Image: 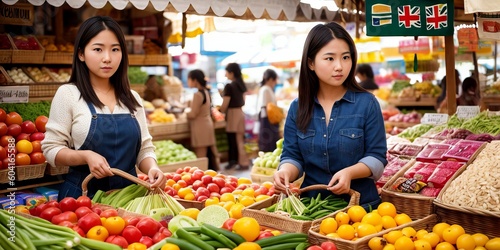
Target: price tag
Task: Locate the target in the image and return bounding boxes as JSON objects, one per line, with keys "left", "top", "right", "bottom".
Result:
{"left": 456, "top": 106, "right": 480, "bottom": 120}
{"left": 0, "top": 86, "right": 29, "bottom": 103}
{"left": 421, "top": 113, "right": 448, "bottom": 125}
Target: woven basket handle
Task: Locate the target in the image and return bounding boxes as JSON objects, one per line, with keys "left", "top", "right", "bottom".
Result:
{"left": 298, "top": 185, "right": 360, "bottom": 205}
{"left": 298, "top": 184, "right": 330, "bottom": 194}
{"left": 81, "top": 168, "right": 151, "bottom": 197}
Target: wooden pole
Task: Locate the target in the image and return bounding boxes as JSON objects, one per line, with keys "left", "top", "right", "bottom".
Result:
{"left": 445, "top": 35, "right": 457, "bottom": 115}
{"left": 355, "top": 0, "right": 360, "bottom": 39}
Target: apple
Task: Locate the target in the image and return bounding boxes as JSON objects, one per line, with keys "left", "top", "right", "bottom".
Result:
{"left": 195, "top": 187, "right": 210, "bottom": 198}
{"left": 251, "top": 183, "right": 261, "bottom": 190}
{"left": 192, "top": 170, "right": 204, "bottom": 181}
{"left": 164, "top": 186, "right": 177, "bottom": 196}
{"left": 21, "top": 121, "right": 36, "bottom": 134}
{"left": 196, "top": 195, "right": 208, "bottom": 202}
{"left": 7, "top": 124, "right": 22, "bottom": 137}
{"left": 220, "top": 187, "right": 233, "bottom": 194}
{"left": 201, "top": 175, "right": 212, "bottom": 185}
{"left": 236, "top": 184, "right": 248, "bottom": 190}
{"left": 0, "top": 109, "right": 5, "bottom": 122}
{"left": 172, "top": 174, "right": 182, "bottom": 182}
{"left": 254, "top": 186, "right": 269, "bottom": 196}
{"left": 175, "top": 168, "right": 183, "bottom": 174}
{"left": 206, "top": 183, "right": 220, "bottom": 194}
{"left": 210, "top": 192, "right": 220, "bottom": 199}
{"left": 30, "top": 132, "right": 45, "bottom": 141}
{"left": 212, "top": 177, "right": 225, "bottom": 189}
{"left": 164, "top": 173, "right": 174, "bottom": 180}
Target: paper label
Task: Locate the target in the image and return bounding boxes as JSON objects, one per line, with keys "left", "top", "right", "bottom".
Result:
{"left": 0, "top": 86, "right": 29, "bottom": 103}
{"left": 421, "top": 113, "right": 448, "bottom": 125}
{"left": 456, "top": 106, "right": 480, "bottom": 120}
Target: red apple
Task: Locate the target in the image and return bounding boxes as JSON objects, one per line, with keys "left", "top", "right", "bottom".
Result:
{"left": 196, "top": 195, "right": 208, "bottom": 202}
{"left": 30, "top": 132, "right": 45, "bottom": 141}
{"left": 206, "top": 183, "right": 220, "bottom": 194}
{"left": 236, "top": 184, "right": 248, "bottom": 190}
{"left": 195, "top": 187, "right": 210, "bottom": 198}
{"left": 220, "top": 187, "right": 233, "bottom": 194}
{"left": 254, "top": 186, "right": 269, "bottom": 196}
{"left": 21, "top": 121, "right": 36, "bottom": 134}
{"left": 7, "top": 124, "right": 21, "bottom": 137}
{"left": 251, "top": 183, "right": 261, "bottom": 190}
{"left": 172, "top": 174, "right": 182, "bottom": 182}
{"left": 209, "top": 192, "right": 220, "bottom": 199}
{"left": 164, "top": 173, "right": 174, "bottom": 180}
{"left": 192, "top": 170, "right": 204, "bottom": 181}
{"left": 212, "top": 177, "right": 225, "bottom": 189}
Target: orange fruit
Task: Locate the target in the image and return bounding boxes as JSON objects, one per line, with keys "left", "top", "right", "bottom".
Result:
{"left": 232, "top": 217, "right": 260, "bottom": 242}
{"left": 368, "top": 236, "right": 385, "bottom": 250}
{"left": 471, "top": 233, "right": 489, "bottom": 247}
{"left": 384, "top": 230, "right": 403, "bottom": 244}
{"left": 161, "top": 243, "right": 180, "bottom": 250}
{"left": 414, "top": 239, "right": 432, "bottom": 250}
{"left": 456, "top": 234, "right": 476, "bottom": 250}
{"left": 86, "top": 225, "right": 109, "bottom": 241}
{"left": 220, "top": 193, "right": 236, "bottom": 203}
{"left": 356, "top": 223, "right": 378, "bottom": 238}
{"left": 442, "top": 224, "right": 465, "bottom": 245}
{"left": 362, "top": 212, "right": 382, "bottom": 227}
{"left": 415, "top": 229, "right": 429, "bottom": 240}
{"left": 347, "top": 205, "right": 367, "bottom": 223}
{"left": 401, "top": 227, "right": 417, "bottom": 239}
{"left": 229, "top": 203, "right": 245, "bottom": 219}
{"left": 234, "top": 242, "right": 261, "bottom": 250}
{"left": 394, "top": 213, "right": 412, "bottom": 226}
{"left": 261, "top": 181, "right": 274, "bottom": 190}
{"left": 422, "top": 232, "right": 441, "bottom": 248}
{"left": 222, "top": 201, "right": 235, "bottom": 211}
{"left": 16, "top": 140, "right": 33, "bottom": 154}
{"left": 319, "top": 218, "right": 338, "bottom": 235}
{"left": 381, "top": 215, "right": 398, "bottom": 230}
{"left": 394, "top": 236, "right": 414, "bottom": 250}
{"left": 335, "top": 212, "right": 350, "bottom": 226}
{"left": 337, "top": 224, "right": 355, "bottom": 240}
{"left": 239, "top": 196, "right": 255, "bottom": 207}
{"left": 383, "top": 244, "right": 396, "bottom": 250}
{"left": 435, "top": 242, "right": 456, "bottom": 250}
{"left": 432, "top": 222, "right": 451, "bottom": 241}
{"left": 103, "top": 216, "right": 126, "bottom": 235}
{"left": 241, "top": 188, "right": 255, "bottom": 197}
{"left": 179, "top": 208, "right": 200, "bottom": 220}
{"left": 378, "top": 202, "right": 397, "bottom": 217}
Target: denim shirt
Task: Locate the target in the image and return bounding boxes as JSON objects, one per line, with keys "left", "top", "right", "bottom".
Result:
{"left": 279, "top": 90, "right": 388, "bottom": 205}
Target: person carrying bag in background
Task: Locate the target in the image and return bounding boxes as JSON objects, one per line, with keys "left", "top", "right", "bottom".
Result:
{"left": 256, "top": 69, "right": 281, "bottom": 152}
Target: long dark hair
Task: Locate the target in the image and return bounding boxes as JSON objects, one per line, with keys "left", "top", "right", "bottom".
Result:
{"left": 260, "top": 69, "right": 278, "bottom": 87}
{"left": 297, "top": 22, "right": 364, "bottom": 132}
{"left": 225, "top": 63, "right": 247, "bottom": 92}
{"left": 70, "top": 16, "right": 139, "bottom": 112}
{"left": 188, "top": 69, "right": 210, "bottom": 105}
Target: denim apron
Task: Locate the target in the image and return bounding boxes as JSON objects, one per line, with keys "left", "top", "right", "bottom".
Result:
{"left": 58, "top": 102, "right": 141, "bottom": 200}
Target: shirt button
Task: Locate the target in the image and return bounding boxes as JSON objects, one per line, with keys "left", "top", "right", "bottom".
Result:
{"left": 324, "top": 134, "right": 327, "bottom": 137}
{"left": 352, "top": 134, "right": 355, "bottom": 138}
{"left": 322, "top": 117, "right": 325, "bottom": 119}
{"left": 324, "top": 153, "right": 327, "bottom": 156}
{"left": 330, "top": 118, "right": 333, "bottom": 121}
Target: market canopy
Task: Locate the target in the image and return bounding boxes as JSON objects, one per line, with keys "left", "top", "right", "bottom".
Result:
{"left": 1, "top": 0, "right": 346, "bottom": 22}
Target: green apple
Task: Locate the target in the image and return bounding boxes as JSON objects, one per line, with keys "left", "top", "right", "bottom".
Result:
{"left": 150, "top": 208, "right": 173, "bottom": 221}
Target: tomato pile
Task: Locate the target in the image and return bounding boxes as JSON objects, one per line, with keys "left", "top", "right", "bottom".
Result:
{"left": 0, "top": 108, "right": 48, "bottom": 168}
{"left": 29, "top": 196, "right": 172, "bottom": 249}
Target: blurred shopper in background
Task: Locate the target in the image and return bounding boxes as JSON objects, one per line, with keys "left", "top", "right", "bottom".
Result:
{"left": 457, "top": 77, "right": 480, "bottom": 106}
{"left": 186, "top": 69, "right": 220, "bottom": 171}
{"left": 256, "top": 69, "right": 280, "bottom": 152}
{"left": 355, "top": 64, "right": 379, "bottom": 91}
{"left": 220, "top": 63, "right": 250, "bottom": 170}
{"left": 437, "top": 69, "right": 461, "bottom": 113}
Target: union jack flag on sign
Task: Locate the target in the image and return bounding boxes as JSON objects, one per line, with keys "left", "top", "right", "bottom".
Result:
{"left": 398, "top": 5, "right": 421, "bottom": 28}
{"left": 426, "top": 4, "right": 448, "bottom": 30}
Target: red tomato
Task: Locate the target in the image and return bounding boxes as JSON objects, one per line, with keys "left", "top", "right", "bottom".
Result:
{"left": 124, "top": 217, "right": 141, "bottom": 227}
{"left": 51, "top": 211, "right": 78, "bottom": 225}
{"left": 100, "top": 209, "right": 118, "bottom": 218}
{"left": 257, "top": 231, "right": 274, "bottom": 240}
{"left": 5, "top": 112, "right": 22, "bottom": 126}
{"left": 58, "top": 221, "right": 75, "bottom": 228}
{"left": 39, "top": 207, "right": 62, "bottom": 222}
{"left": 307, "top": 246, "right": 323, "bottom": 250}
{"left": 152, "top": 231, "right": 168, "bottom": 244}
{"left": 0, "top": 135, "right": 14, "bottom": 147}
{"left": 30, "top": 152, "right": 46, "bottom": 165}
{"left": 139, "top": 236, "right": 153, "bottom": 247}
{"left": 75, "top": 206, "right": 93, "bottom": 219}
{"left": 7, "top": 124, "right": 21, "bottom": 137}
{"left": 76, "top": 196, "right": 92, "bottom": 208}
{"left": 30, "top": 132, "right": 45, "bottom": 141}
{"left": 321, "top": 242, "right": 338, "bottom": 250}
{"left": 31, "top": 140, "right": 42, "bottom": 153}
{"left": 106, "top": 235, "right": 129, "bottom": 249}
{"left": 0, "top": 109, "right": 6, "bottom": 122}
{"left": 77, "top": 212, "right": 101, "bottom": 233}
{"left": 0, "top": 122, "right": 7, "bottom": 137}
{"left": 15, "top": 153, "right": 31, "bottom": 166}
{"left": 59, "top": 197, "right": 78, "bottom": 212}
{"left": 46, "top": 200, "right": 59, "bottom": 208}
{"left": 35, "top": 115, "right": 48, "bottom": 133}
{"left": 221, "top": 218, "right": 237, "bottom": 231}
{"left": 0, "top": 146, "right": 6, "bottom": 160}
{"left": 159, "top": 227, "right": 171, "bottom": 237}
{"left": 135, "top": 217, "right": 159, "bottom": 238}
{"left": 122, "top": 225, "right": 142, "bottom": 244}
{"left": 21, "top": 120, "right": 36, "bottom": 134}
{"left": 72, "top": 225, "right": 85, "bottom": 237}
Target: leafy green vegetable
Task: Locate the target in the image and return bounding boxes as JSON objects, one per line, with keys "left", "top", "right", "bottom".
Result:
{"left": 397, "top": 124, "right": 435, "bottom": 142}
{"left": 128, "top": 67, "right": 149, "bottom": 84}
{"left": 1, "top": 101, "right": 51, "bottom": 122}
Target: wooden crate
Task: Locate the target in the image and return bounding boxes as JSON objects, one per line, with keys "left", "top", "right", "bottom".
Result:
{"left": 0, "top": 34, "right": 13, "bottom": 63}
{"left": 11, "top": 35, "right": 45, "bottom": 63}
{"left": 128, "top": 54, "right": 146, "bottom": 65}
{"left": 44, "top": 51, "right": 72, "bottom": 64}
{"left": 0, "top": 66, "right": 13, "bottom": 85}
{"left": 158, "top": 157, "right": 208, "bottom": 173}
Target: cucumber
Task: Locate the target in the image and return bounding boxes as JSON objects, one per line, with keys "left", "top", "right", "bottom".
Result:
{"left": 165, "top": 238, "right": 203, "bottom": 250}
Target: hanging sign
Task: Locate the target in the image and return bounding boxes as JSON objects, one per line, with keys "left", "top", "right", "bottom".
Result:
{"left": 366, "top": 0, "right": 454, "bottom": 36}
{"left": 477, "top": 13, "right": 500, "bottom": 40}
{"left": 0, "top": 3, "right": 34, "bottom": 26}
{"left": 0, "top": 85, "right": 29, "bottom": 103}
{"left": 457, "top": 28, "right": 479, "bottom": 52}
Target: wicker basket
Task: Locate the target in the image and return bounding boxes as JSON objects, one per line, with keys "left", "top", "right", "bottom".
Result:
{"left": 15, "top": 162, "right": 47, "bottom": 181}
{"left": 11, "top": 35, "right": 45, "bottom": 63}
{"left": 145, "top": 54, "right": 170, "bottom": 65}
{"left": 308, "top": 214, "right": 439, "bottom": 249}
{"left": 29, "top": 83, "right": 61, "bottom": 99}
{"left": 148, "top": 122, "right": 177, "bottom": 138}
{"left": 0, "top": 169, "right": 9, "bottom": 184}
{"left": 242, "top": 188, "right": 359, "bottom": 233}
{"left": 0, "top": 34, "right": 13, "bottom": 63}
{"left": 0, "top": 66, "right": 13, "bottom": 85}
{"left": 380, "top": 159, "right": 437, "bottom": 220}
{"left": 175, "top": 199, "right": 204, "bottom": 210}
{"left": 158, "top": 157, "right": 209, "bottom": 173}
{"left": 44, "top": 51, "right": 72, "bottom": 64}
{"left": 45, "top": 164, "right": 69, "bottom": 176}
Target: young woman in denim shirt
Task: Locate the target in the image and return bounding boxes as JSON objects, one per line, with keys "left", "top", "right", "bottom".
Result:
{"left": 273, "top": 22, "right": 387, "bottom": 209}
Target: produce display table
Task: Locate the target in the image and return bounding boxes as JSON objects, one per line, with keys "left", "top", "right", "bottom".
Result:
{"left": 482, "top": 95, "right": 500, "bottom": 111}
